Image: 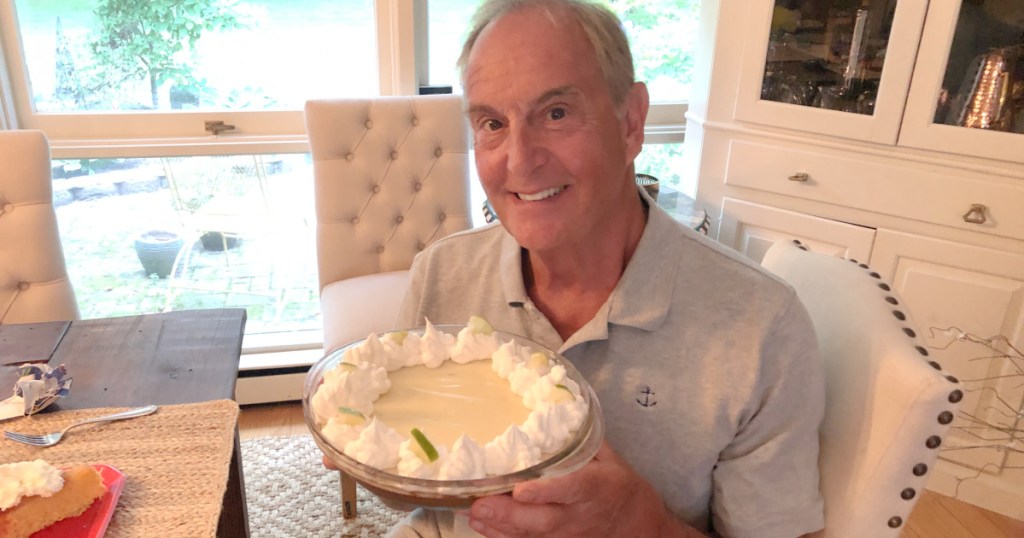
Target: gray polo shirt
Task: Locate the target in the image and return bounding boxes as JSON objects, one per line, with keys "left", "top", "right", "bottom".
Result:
{"left": 397, "top": 200, "right": 825, "bottom": 537}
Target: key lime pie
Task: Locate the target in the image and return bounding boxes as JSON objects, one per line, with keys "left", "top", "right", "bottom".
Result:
{"left": 305, "top": 316, "right": 602, "bottom": 504}
{"left": 0, "top": 460, "right": 106, "bottom": 538}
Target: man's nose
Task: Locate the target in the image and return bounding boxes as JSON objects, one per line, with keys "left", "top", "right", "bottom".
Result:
{"left": 505, "top": 123, "right": 544, "bottom": 176}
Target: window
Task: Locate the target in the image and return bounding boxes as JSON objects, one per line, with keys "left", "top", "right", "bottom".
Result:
{"left": 0, "top": 0, "right": 702, "bottom": 354}
{"left": 9, "top": 0, "right": 376, "bottom": 137}
{"left": 53, "top": 153, "right": 320, "bottom": 337}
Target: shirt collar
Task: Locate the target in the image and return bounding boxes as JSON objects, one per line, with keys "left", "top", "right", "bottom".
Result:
{"left": 497, "top": 186, "right": 684, "bottom": 346}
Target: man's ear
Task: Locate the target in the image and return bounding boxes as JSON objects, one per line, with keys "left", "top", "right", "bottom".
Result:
{"left": 622, "top": 82, "right": 650, "bottom": 162}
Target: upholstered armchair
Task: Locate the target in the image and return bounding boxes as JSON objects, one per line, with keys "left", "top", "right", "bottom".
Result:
{"left": 761, "top": 240, "right": 962, "bottom": 538}
{"left": 0, "top": 130, "right": 79, "bottom": 324}
{"left": 304, "top": 95, "right": 473, "bottom": 354}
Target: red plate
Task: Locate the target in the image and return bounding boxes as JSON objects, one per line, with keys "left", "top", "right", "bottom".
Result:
{"left": 32, "top": 464, "right": 125, "bottom": 538}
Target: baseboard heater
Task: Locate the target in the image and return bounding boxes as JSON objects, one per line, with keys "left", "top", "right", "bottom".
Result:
{"left": 235, "top": 365, "right": 310, "bottom": 405}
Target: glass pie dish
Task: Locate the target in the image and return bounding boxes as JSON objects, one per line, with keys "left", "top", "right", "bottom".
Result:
{"left": 302, "top": 325, "right": 605, "bottom": 510}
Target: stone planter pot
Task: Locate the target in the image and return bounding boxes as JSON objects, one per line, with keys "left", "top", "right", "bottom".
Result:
{"left": 134, "top": 230, "right": 184, "bottom": 278}
{"left": 200, "top": 231, "right": 240, "bottom": 251}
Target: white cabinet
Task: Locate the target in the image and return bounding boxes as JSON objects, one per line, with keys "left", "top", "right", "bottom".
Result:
{"left": 685, "top": 0, "right": 1024, "bottom": 518}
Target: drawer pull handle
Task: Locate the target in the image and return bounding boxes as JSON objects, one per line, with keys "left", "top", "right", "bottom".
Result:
{"left": 788, "top": 172, "right": 809, "bottom": 182}
{"left": 962, "top": 203, "right": 988, "bottom": 225}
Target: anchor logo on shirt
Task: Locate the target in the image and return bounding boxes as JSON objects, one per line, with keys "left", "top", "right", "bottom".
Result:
{"left": 637, "top": 386, "right": 657, "bottom": 407}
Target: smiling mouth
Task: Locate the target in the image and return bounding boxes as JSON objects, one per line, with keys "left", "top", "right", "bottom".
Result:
{"left": 516, "top": 186, "right": 566, "bottom": 202}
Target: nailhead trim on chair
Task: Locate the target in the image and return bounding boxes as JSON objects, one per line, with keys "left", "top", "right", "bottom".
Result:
{"left": 825, "top": 246, "right": 966, "bottom": 534}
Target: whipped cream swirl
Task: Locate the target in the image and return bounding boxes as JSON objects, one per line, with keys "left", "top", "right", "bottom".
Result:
{"left": 0, "top": 459, "right": 64, "bottom": 510}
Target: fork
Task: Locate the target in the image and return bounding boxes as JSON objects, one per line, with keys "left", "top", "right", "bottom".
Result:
{"left": 3, "top": 405, "right": 158, "bottom": 447}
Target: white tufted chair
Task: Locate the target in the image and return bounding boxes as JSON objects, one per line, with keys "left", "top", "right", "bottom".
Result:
{"left": 0, "top": 130, "right": 79, "bottom": 324}
{"left": 304, "top": 95, "right": 472, "bottom": 354}
{"left": 761, "top": 240, "right": 962, "bottom": 538}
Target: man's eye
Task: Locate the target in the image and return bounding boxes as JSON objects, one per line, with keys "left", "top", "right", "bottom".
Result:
{"left": 483, "top": 119, "right": 503, "bottom": 131}
{"left": 549, "top": 107, "right": 566, "bottom": 120}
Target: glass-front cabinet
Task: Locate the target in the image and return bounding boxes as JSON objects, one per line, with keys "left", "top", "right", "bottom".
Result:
{"left": 900, "top": 0, "right": 1024, "bottom": 164}
{"left": 734, "top": 0, "right": 928, "bottom": 144}
{"left": 734, "top": 0, "right": 1024, "bottom": 163}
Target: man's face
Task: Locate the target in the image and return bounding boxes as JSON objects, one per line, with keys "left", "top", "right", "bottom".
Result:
{"left": 464, "top": 6, "right": 645, "bottom": 254}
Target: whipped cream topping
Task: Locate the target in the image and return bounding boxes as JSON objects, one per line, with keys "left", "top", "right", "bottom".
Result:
{"left": 343, "top": 418, "right": 405, "bottom": 470}
{"left": 440, "top": 435, "right": 487, "bottom": 480}
{"left": 484, "top": 425, "right": 541, "bottom": 475}
{"left": 313, "top": 318, "right": 587, "bottom": 480}
{"left": 0, "top": 459, "right": 64, "bottom": 511}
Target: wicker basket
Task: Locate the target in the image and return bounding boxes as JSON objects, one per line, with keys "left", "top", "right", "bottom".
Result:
{"left": 636, "top": 173, "right": 660, "bottom": 201}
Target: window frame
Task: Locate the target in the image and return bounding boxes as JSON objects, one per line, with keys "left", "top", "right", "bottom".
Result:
{"left": 0, "top": 0, "right": 685, "bottom": 156}
{"left": 0, "top": 0, "right": 689, "bottom": 358}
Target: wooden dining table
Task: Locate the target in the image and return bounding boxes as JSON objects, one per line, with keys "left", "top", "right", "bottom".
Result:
{"left": 0, "top": 308, "right": 250, "bottom": 537}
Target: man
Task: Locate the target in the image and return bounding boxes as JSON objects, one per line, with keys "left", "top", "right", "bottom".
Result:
{"left": 390, "top": 0, "right": 826, "bottom": 536}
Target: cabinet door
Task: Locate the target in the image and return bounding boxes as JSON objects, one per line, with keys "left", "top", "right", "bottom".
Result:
{"left": 898, "top": 0, "right": 1024, "bottom": 165}
{"left": 718, "top": 198, "right": 875, "bottom": 263}
{"left": 733, "top": 0, "right": 928, "bottom": 144}
{"left": 871, "top": 229, "right": 1024, "bottom": 519}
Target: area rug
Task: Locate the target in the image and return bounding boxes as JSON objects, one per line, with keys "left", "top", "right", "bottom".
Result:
{"left": 241, "top": 435, "right": 404, "bottom": 537}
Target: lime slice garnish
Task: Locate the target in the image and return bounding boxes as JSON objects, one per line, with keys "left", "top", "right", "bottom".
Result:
{"left": 384, "top": 330, "right": 408, "bottom": 345}
{"left": 338, "top": 406, "right": 364, "bottom": 417}
{"left": 553, "top": 383, "right": 575, "bottom": 402}
{"left": 527, "top": 352, "right": 550, "bottom": 370}
{"left": 410, "top": 428, "right": 439, "bottom": 462}
{"left": 468, "top": 315, "right": 494, "bottom": 335}
{"left": 336, "top": 406, "right": 366, "bottom": 425}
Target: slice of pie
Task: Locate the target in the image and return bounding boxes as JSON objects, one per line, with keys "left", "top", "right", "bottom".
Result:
{"left": 0, "top": 464, "right": 106, "bottom": 538}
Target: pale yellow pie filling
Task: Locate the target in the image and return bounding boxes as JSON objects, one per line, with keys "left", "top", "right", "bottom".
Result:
{"left": 374, "top": 360, "right": 531, "bottom": 448}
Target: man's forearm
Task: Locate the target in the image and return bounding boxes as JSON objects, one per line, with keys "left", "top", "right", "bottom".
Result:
{"left": 657, "top": 513, "right": 707, "bottom": 538}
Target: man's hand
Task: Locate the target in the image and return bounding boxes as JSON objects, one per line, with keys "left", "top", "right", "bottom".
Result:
{"left": 467, "top": 442, "right": 703, "bottom": 537}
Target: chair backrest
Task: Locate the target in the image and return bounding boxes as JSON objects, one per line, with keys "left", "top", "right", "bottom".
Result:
{"left": 761, "top": 240, "right": 961, "bottom": 538}
{"left": 0, "top": 130, "right": 80, "bottom": 323}
{"left": 304, "top": 95, "right": 473, "bottom": 293}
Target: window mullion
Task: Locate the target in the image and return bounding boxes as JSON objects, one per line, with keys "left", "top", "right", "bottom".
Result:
{"left": 0, "top": 0, "right": 27, "bottom": 130}
{"left": 376, "top": 0, "right": 427, "bottom": 96}
{"left": 0, "top": 55, "right": 16, "bottom": 130}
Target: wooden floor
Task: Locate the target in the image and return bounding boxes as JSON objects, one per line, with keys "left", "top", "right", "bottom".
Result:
{"left": 238, "top": 402, "right": 1024, "bottom": 538}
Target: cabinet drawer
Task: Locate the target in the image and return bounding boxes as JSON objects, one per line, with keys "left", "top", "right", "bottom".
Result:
{"left": 719, "top": 198, "right": 875, "bottom": 264}
{"left": 723, "top": 139, "right": 1024, "bottom": 242}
